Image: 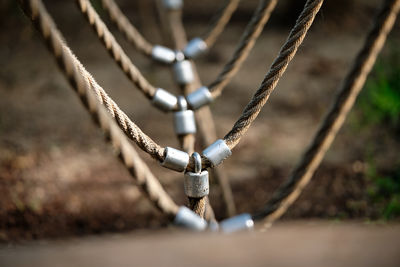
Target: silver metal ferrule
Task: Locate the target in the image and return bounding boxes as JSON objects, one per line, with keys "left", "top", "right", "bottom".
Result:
{"left": 162, "top": 0, "right": 183, "bottom": 10}
{"left": 183, "top": 38, "right": 208, "bottom": 59}
{"left": 173, "top": 60, "right": 194, "bottom": 85}
{"left": 152, "top": 88, "right": 177, "bottom": 112}
{"left": 184, "top": 152, "right": 209, "bottom": 198}
{"left": 186, "top": 86, "right": 213, "bottom": 110}
{"left": 161, "top": 147, "right": 189, "bottom": 172}
{"left": 219, "top": 213, "right": 254, "bottom": 233}
{"left": 174, "top": 206, "right": 207, "bottom": 231}
{"left": 174, "top": 96, "right": 196, "bottom": 135}
{"left": 184, "top": 170, "right": 209, "bottom": 198}
{"left": 202, "top": 139, "right": 232, "bottom": 167}
{"left": 152, "top": 45, "right": 176, "bottom": 64}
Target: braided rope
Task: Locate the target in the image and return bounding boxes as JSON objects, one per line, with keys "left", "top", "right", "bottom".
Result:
{"left": 252, "top": 0, "right": 400, "bottom": 226}
{"left": 77, "top": 0, "right": 157, "bottom": 99}
{"left": 209, "top": 0, "right": 277, "bottom": 98}
{"left": 101, "top": 0, "right": 154, "bottom": 56}
{"left": 202, "top": 0, "right": 241, "bottom": 47}
{"left": 223, "top": 0, "right": 324, "bottom": 149}
{"left": 19, "top": 0, "right": 179, "bottom": 217}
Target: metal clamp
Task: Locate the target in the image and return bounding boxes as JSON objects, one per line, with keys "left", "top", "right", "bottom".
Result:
{"left": 202, "top": 139, "right": 232, "bottom": 167}
{"left": 174, "top": 206, "right": 207, "bottom": 231}
{"left": 173, "top": 60, "right": 194, "bottom": 85}
{"left": 161, "top": 147, "right": 189, "bottom": 172}
{"left": 174, "top": 96, "right": 196, "bottom": 135}
{"left": 162, "top": 0, "right": 183, "bottom": 10}
{"left": 183, "top": 38, "right": 208, "bottom": 59}
{"left": 219, "top": 213, "right": 254, "bottom": 233}
{"left": 152, "top": 88, "right": 177, "bottom": 112}
{"left": 152, "top": 45, "right": 176, "bottom": 64}
{"left": 186, "top": 86, "right": 213, "bottom": 110}
{"left": 184, "top": 152, "right": 209, "bottom": 198}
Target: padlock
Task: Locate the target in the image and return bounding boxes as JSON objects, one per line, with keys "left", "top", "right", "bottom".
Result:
{"left": 184, "top": 152, "right": 209, "bottom": 198}
{"left": 174, "top": 96, "right": 196, "bottom": 135}
{"left": 173, "top": 60, "right": 194, "bottom": 85}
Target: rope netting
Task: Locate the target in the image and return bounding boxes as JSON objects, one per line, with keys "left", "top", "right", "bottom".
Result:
{"left": 17, "top": 0, "right": 399, "bottom": 231}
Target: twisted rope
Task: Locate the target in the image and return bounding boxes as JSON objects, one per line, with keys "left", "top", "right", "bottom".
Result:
{"left": 223, "top": 0, "right": 324, "bottom": 149}
{"left": 23, "top": 0, "right": 165, "bottom": 162}
{"left": 101, "top": 0, "right": 154, "bottom": 56}
{"left": 252, "top": 0, "right": 400, "bottom": 225}
{"left": 202, "top": 0, "right": 241, "bottom": 47}
{"left": 77, "top": 0, "right": 157, "bottom": 99}
{"left": 209, "top": 0, "right": 277, "bottom": 98}
{"left": 19, "top": 0, "right": 179, "bottom": 217}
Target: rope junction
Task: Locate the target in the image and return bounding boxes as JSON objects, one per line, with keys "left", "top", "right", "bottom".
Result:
{"left": 18, "top": 0, "right": 399, "bottom": 232}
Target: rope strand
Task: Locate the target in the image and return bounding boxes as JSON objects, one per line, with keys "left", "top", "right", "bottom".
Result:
{"left": 223, "top": 0, "right": 324, "bottom": 149}
{"left": 19, "top": 0, "right": 178, "bottom": 217}
{"left": 77, "top": 0, "right": 157, "bottom": 99}
{"left": 252, "top": 0, "right": 400, "bottom": 225}
{"left": 209, "top": 0, "right": 277, "bottom": 98}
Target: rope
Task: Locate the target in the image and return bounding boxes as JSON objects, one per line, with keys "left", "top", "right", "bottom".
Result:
{"left": 252, "top": 0, "right": 400, "bottom": 226}
{"left": 21, "top": 0, "right": 165, "bottom": 162}
{"left": 223, "top": 0, "right": 324, "bottom": 149}
{"left": 101, "top": 0, "right": 154, "bottom": 56}
{"left": 202, "top": 0, "right": 241, "bottom": 47}
{"left": 77, "top": 0, "right": 157, "bottom": 100}
{"left": 209, "top": 0, "right": 277, "bottom": 98}
{"left": 18, "top": 0, "right": 179, "bottom": 217}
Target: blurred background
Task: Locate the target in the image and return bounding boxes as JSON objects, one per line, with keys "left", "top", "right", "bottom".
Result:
{"left": 0, "top": 0, "right": 399, "bottom": 242}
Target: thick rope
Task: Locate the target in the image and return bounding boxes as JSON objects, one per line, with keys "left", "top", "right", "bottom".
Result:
{"left": 209, "top": 0, "right": 277, "bottom": 98}
{"left": 19, "top": 0, "right": 179, "bottom": 217}
{"left": 101, "top": 0, "right": 154, "bottom": 56}
{"left": 202, "top": 0, "right": 241, "bottom": 47}
{"left": 77, "top": 0, "right": 158, "bottom": 99}
{"left": 252, "top": 0, "right": 400, "bottom": 226}
{"left": 223, "top": 0, "right": 324, "bottom": 149}
{"left": 22, "top": 0, "right": 165, "bottom": 162}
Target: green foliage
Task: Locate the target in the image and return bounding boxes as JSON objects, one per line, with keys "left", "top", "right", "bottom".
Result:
{"left": 357, "top": 44, "right": 400, "bottom": 129}
{"left": 366, "top": 163, "right": 400, "bottom": 220}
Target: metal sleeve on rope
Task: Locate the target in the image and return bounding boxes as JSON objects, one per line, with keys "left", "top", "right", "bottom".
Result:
{"left": 163, "top": 0, "right": 183, "bottom": 10}
{"left": 202, "top": 139, "right": 232, "bottom": 167}
{"left": 186, "top": 86, "right": 213, "bottom": 110}
{"left": 152, "top": 45, "right": 177, "bottom": 64}
{"left": 220, "top": 213, "right": 254, "bottom": 233}
{"left": 152, "top": 88, "right": 178, "bottom": 112}
{"left": 183, "top": 38, "right": 208, "bottom": 59}
{"left": 161, "top": 147, "right": 190, "bottom": 172}
{"left": 174, "top": 206, "right": 208, "bottom": 230}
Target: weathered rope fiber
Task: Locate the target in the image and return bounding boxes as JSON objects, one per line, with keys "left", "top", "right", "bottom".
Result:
{"left": 101, "top": 0, "right": 240, "bottom": 55}
{"left": 22, "top": 0, "right": 165, "bottom": 162}
{"left": 101, "top": 0, "right": 154, "bottom": 56}
{"left": 252, "top": 0, "right": 400, "bottom": 225}
{"left": 77, "top": 0, "right": 158, "bottom": 100}
{"left": 202, "top": 0, "right": 241, "bottom": 47}
{"left": 209, "top": 0, "right": 277, "bottom": 98}
{"left": 18, "top": 0, "right": 179, "bottom": 217}
{"left": 223, "top": 0, "right": 324, "bottom": 149}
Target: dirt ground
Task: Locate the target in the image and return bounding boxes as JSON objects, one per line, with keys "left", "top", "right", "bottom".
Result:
{"left": 1, "top": 221, "right": 400, "bottom": 267}
{"left": 0, "top": 0, "right": 399, "bottom": 241}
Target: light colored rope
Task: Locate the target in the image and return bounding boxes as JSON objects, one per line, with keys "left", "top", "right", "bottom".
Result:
{"left": 19, "top": 0, "right": 179, "bottom": 217}
{"left": 252, "top": 0, "right": 400, "bottom": 226}
{"left": 203, "top": 0, "right": 241, "bottom": 47}
{"left": 223, "top": 0, "right": 324, "bottom": 149}
{"left": 209, "top": 0, "right": 277, "bottom": 98}
{"left": 101, "top": 0, "right": 154, "bottom": 56}
{"left": 77, "top": 0, "right": 157, "bottom": 99}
